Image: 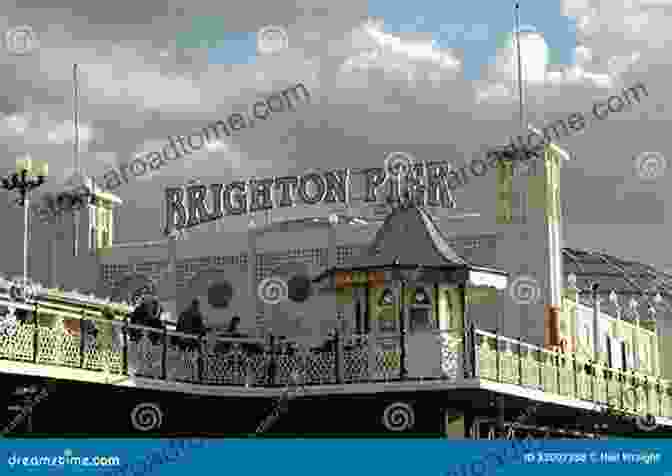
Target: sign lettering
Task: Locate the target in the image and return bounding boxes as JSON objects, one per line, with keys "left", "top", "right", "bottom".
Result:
{"left": 164, "top": 161, "right": 456, "bottom": 233}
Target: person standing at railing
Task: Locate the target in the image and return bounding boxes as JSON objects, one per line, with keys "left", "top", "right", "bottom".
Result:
{"left": 80, "top": 318, "right": 98, "bottom": 353}
{"left": 101, "top": 306, "right": 123, "bottom": 352}
{"left": 129, "top": 296, "right": 164, "bottom": 345}
{"left": 175, "top": 299, "right": 206, "bottom": 351}
{"left": 144, "top": 296, "right": 165, "bottom": 345}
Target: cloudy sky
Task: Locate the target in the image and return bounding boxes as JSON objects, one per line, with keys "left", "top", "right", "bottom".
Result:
{"left": 0, "top": 0, "right": 670, "bottom": 271}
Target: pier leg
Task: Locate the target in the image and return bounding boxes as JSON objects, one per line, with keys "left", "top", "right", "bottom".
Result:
{"left": 444, "top": 408, "right": 467, "bottom": 439}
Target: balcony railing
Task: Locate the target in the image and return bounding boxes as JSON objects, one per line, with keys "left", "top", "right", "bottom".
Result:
{"left": 1, "top": 312, "right": 671, "bottom": 422}
{"left": 472, "top": 328, "right": 672, "bottom": 421}
{"left": 0, "top": 314, "right": 463, "bottom": 385}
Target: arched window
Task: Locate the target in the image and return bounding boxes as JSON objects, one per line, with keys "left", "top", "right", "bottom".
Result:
{"left": 409, "top": 287, "right": 433, "bottom": 332}
{"left": 378, "top": 288, "right": 394, "bottom": 307}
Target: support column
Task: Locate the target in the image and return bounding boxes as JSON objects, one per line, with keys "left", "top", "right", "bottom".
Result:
{"left": 167, "top": 232, "right": 178, "bottom": 312}
{"left": 368, "top": 282, "right": 377, "bottom": 379}
{"left": 48, "top": 230, "right": 57, "bottom": 288}
{"left": 592, "top": 283, "right": 601, "bottom": 362}
{"left": 247, "top": 222, "right": 259, "bottom": 335}
{"left": 648, "top": 305, "right": 659, "bottom": 376}
{"left": 459, "top": 282, "right": 470, "bottom": 379}
{"left": 567, "top": 274, "right": 579, "bottom": 353}
{"left": 629, "top": 298, "right": 640, "bottom": 369}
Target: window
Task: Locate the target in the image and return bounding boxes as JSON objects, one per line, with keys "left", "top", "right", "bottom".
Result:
{"left": 621, "top": 341, "right": 627, "bottom": 370}
{"left": 409, "top": 287, "right": 433, "bottom": 332}
{"left": 355, "top": 299, "right": 362, "bottom": 334}
{"left": 606, "top": 335, "right": 612, "bottom": 367}
{"left": 379, "top": 289, "right": 394, "bottom": 306}
{"left": 413, "top": 288, "right": 430, "bottom": 305}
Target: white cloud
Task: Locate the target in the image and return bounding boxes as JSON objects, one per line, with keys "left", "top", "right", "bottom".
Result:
{"left": 46, "top": 120, "right": 93, "bottom": 145}
{"left": 340, "top": 19, "right": 461, "bottom": 78}
{"left": 475, "top": 82, "right": 513, "bottom": 103}
{"left": 4, "top": 114, "right": 29, "bottom": 135}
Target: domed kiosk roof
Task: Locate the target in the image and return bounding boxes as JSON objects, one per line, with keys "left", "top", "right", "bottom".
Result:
{"left": 313, "top": 202, "right": 507, "bottom": 288}
{"left": 342, "top": 202, "right": 468, "bottom": 269}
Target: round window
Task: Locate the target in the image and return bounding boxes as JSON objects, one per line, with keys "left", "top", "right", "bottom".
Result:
{"left": 208, "top": 281, "right": 233, "bottom": 308}
{"left": 288, "top": 275, "right": 312, "bottom": 303}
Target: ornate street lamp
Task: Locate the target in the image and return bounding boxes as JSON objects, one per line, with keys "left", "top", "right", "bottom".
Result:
{"left": 1, "top": 157, "right": 48, "bottom": 283}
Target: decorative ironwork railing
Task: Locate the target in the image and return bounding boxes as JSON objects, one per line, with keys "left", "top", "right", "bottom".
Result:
{"left": 1, "top": 298, "right": 671, "bottom": 423}
{"left": 0, "top": 310, "right": 464, "bottom": 386}
{"left": 471, "top": 328, "right": 672, "bottom": 421}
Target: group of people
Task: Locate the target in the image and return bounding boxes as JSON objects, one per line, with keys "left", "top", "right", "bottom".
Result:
{"left": 173, "top": 298, "right": 248, "bottom": 353}
{"left": 50, "top": 294, "right": 249, "bottom": 354}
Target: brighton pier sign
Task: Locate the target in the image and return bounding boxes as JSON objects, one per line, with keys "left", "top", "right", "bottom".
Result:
{"left": 164, "top": 153, "right": 457, "bottom": 233}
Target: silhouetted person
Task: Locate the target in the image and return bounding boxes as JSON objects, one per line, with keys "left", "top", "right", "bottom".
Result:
{"left": 129, "top": 296, "right": 164, "bottom": 344}
{"left": 226, "top": 316, "right": 243, "bottom": 338}
{"left": 101, "top": 305, "right": 123, "bottom": 351}
{"left": 80, "top": 318, "right": 99, "bottom": 351}
{"left": 175, "top": 299, "right": 206, "bottom": 351}
{"left": 215, "top": 316, "right": 241, "bottom": 354}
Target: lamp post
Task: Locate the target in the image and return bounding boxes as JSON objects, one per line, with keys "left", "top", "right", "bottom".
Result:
{"left": 628, "top": 297, "right": 640, "bottom": 369}
{"left": 653, "top": 292, "right": 667, "bottom": 376}
{"left": 591, "top": 283, "right": 601, "bottom": 362}
{"left": 567, "top": 273, "right": 579, "bottom": 352}
{"left": 609, "top": 290, "right": 622, "bottom": 369}
{"left": 1, "top": 157, "right": 48, "bottom": 284}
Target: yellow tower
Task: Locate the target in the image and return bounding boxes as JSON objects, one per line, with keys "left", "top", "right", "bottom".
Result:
{"left": 495, "top": 136, "right": 569, "bottom": 347}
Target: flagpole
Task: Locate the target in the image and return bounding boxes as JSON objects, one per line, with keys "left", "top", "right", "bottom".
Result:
{"left": 514, "top": 2, "right": 525, "bottom": 130}
{"left": 73, "top": 64, "right": 80, "bottom": 257}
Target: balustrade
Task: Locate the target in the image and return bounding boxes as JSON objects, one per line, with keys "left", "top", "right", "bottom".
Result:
{"left": 0, "top": 312, "right": 466, "bottom": 386}
{"left": 472, "top": 329, "right": 672, "bottom": 422}
{"left": 1, "top": 311, "right": 671, "bottom": 423}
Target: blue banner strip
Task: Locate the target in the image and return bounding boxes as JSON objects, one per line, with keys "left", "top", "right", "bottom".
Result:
{"left": 1, "top": 440, "right": 669, "bottom": 475}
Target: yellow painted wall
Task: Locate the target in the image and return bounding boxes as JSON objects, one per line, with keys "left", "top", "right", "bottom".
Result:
{"left": 438, "top": 285, "right": 463, "bottom": 331}
{"left": 563, "top": 295, "right": 660, "bottom": 376}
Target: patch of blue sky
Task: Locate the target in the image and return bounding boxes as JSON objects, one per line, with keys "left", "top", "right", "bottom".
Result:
{"left": 207, "top": 32, "right": 258, "bottom": 65}
{"left": 175, "top": 16, "right": 258, "bottom": 65}
{"left": 367, "top": 0, "right": 577, "bottom": 80}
